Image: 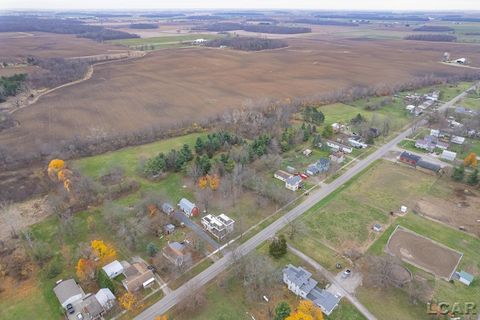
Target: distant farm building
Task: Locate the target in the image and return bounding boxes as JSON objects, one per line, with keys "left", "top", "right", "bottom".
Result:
{"left": 399, "top": 151, "right": 421, "bottom": 166}
{"left": 178, "top": 198, "right": 199, "bottom": 217}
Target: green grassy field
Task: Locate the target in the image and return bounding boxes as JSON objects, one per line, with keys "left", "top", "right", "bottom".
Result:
{"left": 290, "top": 161, "right": 444, "bottom": 257}
{"left": 460, "top": 97, "right": 480, "bottom": 110}
{"left": 398, "top": 139, "right": 428, "bottom": 153}
{"left": 107, "top": 34, "right": 222, "bottom": 49}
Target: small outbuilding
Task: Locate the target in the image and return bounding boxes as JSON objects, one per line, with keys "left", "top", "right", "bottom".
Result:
{"left": 162, "top": 202, "right": 175, "bottom": 215}
{"left": 274, "top": 170, "right": 293, "bottom": 182}
{"left": 441, "top": 150, "right": 457, "bottom": 161}
{"left": 178, "top": 198, "right": 199, "bottom": 217}
{"left": 164, "top": 224, "right": 175, "bottom": 235}
{"left": 102, "top": 260, "right": 124, "bottom": 279}
{"left": 455, "top": 270, "right": 474, "bottom": 286}
{"left": 373, "top": 224, "right": 382, "bottom": 232}
{"left": 303, "top": 149, "right": 313, "bottom": 157}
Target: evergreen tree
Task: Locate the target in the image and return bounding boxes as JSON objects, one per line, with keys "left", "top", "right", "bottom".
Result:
{"left": 452, "top": 165, "right": 465, "bottom": 182}
{"left": 269, "top": 235, "right": 287, "bottom": 259}
{"left": 467, "top": 169, "right": 479, "bottom": 185}
{"left": 274, "top": 301, "right": 291, "bottom": 320}
{"left": 195, "top": 137, "right": 204, "bottom": 154}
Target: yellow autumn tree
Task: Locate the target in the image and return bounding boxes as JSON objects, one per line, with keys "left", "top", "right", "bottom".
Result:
{"left": 286, "top": 300, "right": 324, "bottom": 320}
{"left": 76, "top": 258, "right": 95, "bottom": 281}
{"left": 154, "top": 316, "right": 168, "bottom": 320}
{"left": 464, "top": 152, "right": 478, "bottom": 167}
{"left": 119, "top": 292, "right": 143, "bottom": 311}
{"left": 208, "top": 174, "right": 220, "bottom": 191}
{"left": 198, "top": 176, "right": 208, "bottom": 189}
{"left": 47, "top": 159, "right": 65, "bottom": 178}
{"left": 91, "top": 240, "right": 117, "bottom": 265}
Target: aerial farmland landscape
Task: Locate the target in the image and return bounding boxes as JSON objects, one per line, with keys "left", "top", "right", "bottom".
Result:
{"left": 0, "top": 1, "right": 480, "bottom": 320}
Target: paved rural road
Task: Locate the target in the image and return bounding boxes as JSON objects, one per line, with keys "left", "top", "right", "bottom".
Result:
{"left": 135, "top": 83, "right": 479, "bottom": 320}
{"left": 288, "top": 244, "right": 377, "bottom": 320}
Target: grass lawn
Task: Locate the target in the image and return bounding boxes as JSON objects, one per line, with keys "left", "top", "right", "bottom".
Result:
{"left": 460, "top": 97, "right": 480, "bottom": 110}
{"left": 291, "top": 161, "right": 443, "bottom": 257}
{"left": 107, "top": 34, "right": 221, "bottom": 49}
{"left": 448, "top": 139, "right": 480, "bottom": 159}
{"left": 364, "top": 212, "right": 480, "bottom": 319}
{"left": 398, "top": 139, "right": 428, "bottom": 153}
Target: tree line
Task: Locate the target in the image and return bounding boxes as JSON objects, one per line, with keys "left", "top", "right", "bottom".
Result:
{"left": 205, "top": 37, "right": 288, "bottom": 51}
{"left": 292, "top": 19, "right": 359, "bottom": 26}
{"left": 129, "top": 23, "right": 158, "bottom": 29}
{"left": 199, "top": 22, "right": 311, "bottom": 34}
{"left": 28, "top": 57, "right": 89, "bottom": 89}
{"left": 404, "top": 34, "right": 457, "bottom": 42}
{"left": 413, "top": 25, "right": 454, "bottom": 32}
{"left": 0, "top": 16, "right": 139, "bottom": 41}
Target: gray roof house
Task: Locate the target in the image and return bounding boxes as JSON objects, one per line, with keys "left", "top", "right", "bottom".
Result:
{"left": 316, "top": 158, "right": 330, "bottom": 172}
{"left": 285, "top": 175, "right": 303, "bottom": 191}
{"left": 162, "top": 202, "right": 175, "bottom": 215}
{"left": 306, "top": 164, "right": 320, "bottom": 176}
{"left": 53, "top": 279, "right": 85, "bottom": 308}
{"left": 283, "top": 264, "right": 341, "bottom": 316}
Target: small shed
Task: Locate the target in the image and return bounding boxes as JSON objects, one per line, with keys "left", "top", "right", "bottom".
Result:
{"left": 456, "top": 271, "right": 474, "bottom": 286}
{"left": 178, "top": 198, "right": 199, "bottom": 217}
{"left": 164, "top": 224, "right": 175, "bottom": 235}
{"left": 162, "top": 202, "right": 175, "bottom": 215}
{"left": 400, "top": 206, "right": 408, "bottom": 213}
{"left": 373, "top": 224, "right": 382, "bottom": 232}
{"left": 102, "top": 260, "right": 124, "bottom": 279}
{"left": 303, "top": 149, "right": 313, "bottom": 157}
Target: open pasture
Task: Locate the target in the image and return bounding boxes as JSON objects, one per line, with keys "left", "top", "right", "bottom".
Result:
{"left": 2, "top": 36, "right": 480, "bottom": 156}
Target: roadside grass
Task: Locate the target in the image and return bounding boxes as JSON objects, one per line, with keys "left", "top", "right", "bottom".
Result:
{"left": 169, "top": 242, "right": 365, "bottom": 320}
{"left": 448, "top": 139, "right": 480, "bottom": 159}
{"left": 107, "top": 34, "right": 221, "bottom": 49}
{"left": 460, "top": 97, "right": 480, "bottom": 110}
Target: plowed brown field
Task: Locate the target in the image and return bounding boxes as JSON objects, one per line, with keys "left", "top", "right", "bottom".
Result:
{"left": 1, "top": 36, "right": 480, "bottom": 156}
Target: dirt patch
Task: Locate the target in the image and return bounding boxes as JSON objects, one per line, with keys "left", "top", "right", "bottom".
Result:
{"left": 0, "top": 197, "right": 50, "bottom": 241}
{"left": 415, "top": 188, "right": 480, "bottom": 236}
{"left": 0, "top": 169, "right": 50, "bottom": 202}
{"left": 386, "top": 227, "right": 462, "bottom": 280}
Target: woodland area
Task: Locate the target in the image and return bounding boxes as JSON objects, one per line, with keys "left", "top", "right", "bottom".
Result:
{"left": 404, "top": 34, "right": 457, "bottom": 42}
{"left": 0, "top": 16, "right": 139, "bottom": 41}
{"left": 205, "top": 37, "right": 288, "bottom": 51}
{"left": 199, "top": 22, "right": 311, "bottom": 34}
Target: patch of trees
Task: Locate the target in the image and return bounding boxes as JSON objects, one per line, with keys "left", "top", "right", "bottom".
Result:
{"left": 293, "top": 19, "right": 359, "bottom": 26}
{"left": 441, "top": 17, "right": 480, "bottom": 22}
{"left": 404, "top": 34, "right": 457, "bottom": 42}
{"left": 185, "top": 15, "right": 225, "bottom": 20}
{"left": 0, "top": 16, "right": 139, "bottom": 41}
{"left": 303, "top": 106, "right": 325, "bottom": 124}
{"left": 314, "top": 13, "right": 429, "bottom": 22}
{"left": 465, "top": 32, "right": 480, "bottom": 35}
{"left": 140, "top": 13, "right": 185, "bottom": 18}
{"left": 269, "top": 235, "right": 287, "bottom": 258}
{"left": 413, "top": 25, "right": 454, "bottom": 32}
{"left": 129, "top": 23, "right": 158, "bottom": 29}
{"left": 200, "top": 22, "right": 311, "bottom": 34}
{"left": 0, "top": 73, "right": 26, "bottom": 102}
{"left": 28, "top": 57, "right": 89, "bottom": 89}
{"left": 205, "top": 37, "right": 288, "bottom": 51}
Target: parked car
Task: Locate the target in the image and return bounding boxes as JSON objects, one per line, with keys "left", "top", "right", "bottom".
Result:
{"left": 66, "top": 303, "right": 75, "bottom": 315}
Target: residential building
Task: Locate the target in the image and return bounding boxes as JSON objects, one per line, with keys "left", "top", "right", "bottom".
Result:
{"left": 283, "top": 264, "right": 341, "bottom": 316}
{"left": 326, "top": 140, "right": 353, "bottom": 153}
{"left": 406, "top": 105, "right": 416, "bottom": 113}
{"left": 178, "top": 198, "right": 199, "bottom": 217}
{"left": 451, "top": 135, "right": 465, "bottom": 145}
{"left": 274, "top": 170, "right": 293, "bottom": 182}
{"left": 286, "top": 175, "right": 303, "bottom": 191}
{"left": 441, "top": 150, "right": 457, "bottom": 161}
{"left": 415, "top": 135, "right": 436, "bottom": 152}
{"left": 53, "top": 279, "right": 85, "bottom": 309}
{"left": 348, "top": 137, "right": 368, "bottom": 149}
{"left": 455, "top": 271, "right": 474, "bottom": 286}
{"left": 81, "top": 294, "right": 104, "bottom": 320}
{"left": 201, "top": 213, "right": 235, "bottom": 240}
{"left": 305, "top": 164, "right": 320, "bottom": 176}
{"left": 162, "top": 241, "right": 192, "bottom": 267}
{"left": 329, "top": 151, "right": 345, "bottom": 164}
{"left": 121, "top": 262, "right": 155, "bottom": 292}
{"left": 430, "top": 129, "right": 440, "bottom": 137}
{"left": 162, "top": 202, "right": 175, "bottom": 215}
{"left": 94, "top": 288, "right": 116, "bottom": 311}
{"left": 102, "top": 260, "right": 124, "bottom": 279}
{"left": 436, "top": 141, "right": 449, "bottom": 150}
{"left": 316, "top": 158, "right": 330, "bottom": 172}
{"left": 399, "top": 151, "right": 421, "bottom": 166}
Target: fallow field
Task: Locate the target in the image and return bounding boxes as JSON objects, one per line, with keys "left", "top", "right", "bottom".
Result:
{"left": 2, "top": 35, "right": 480, "bottom": 158}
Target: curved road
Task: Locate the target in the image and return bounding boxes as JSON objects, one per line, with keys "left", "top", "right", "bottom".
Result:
{"left": 135, "top": 83, "right": 478, "bottom": 320}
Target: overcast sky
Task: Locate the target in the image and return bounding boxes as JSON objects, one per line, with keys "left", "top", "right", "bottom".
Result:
{"left": 1, "top": 0, "right": 479, "bottom": 11}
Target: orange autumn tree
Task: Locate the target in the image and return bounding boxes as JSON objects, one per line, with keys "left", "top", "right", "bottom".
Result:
{"left": 154, "top": 316, "right": 168, "bottom": 320}
{"left": 47, "top": 159, "right": 65, "bottom": 179}
{"left": 464, "top": 152, "right": 478, "bottom": 168}
{"left": 208, "top": 174, "right": 220, "bottom": 191}
{"left": 119, "top": 292, "right": 143, "bottom": 311}
{"left": 147, "top": 204, "right": 158, "bottom": 218}
{"left": 198, "top": 176, "right": 208, "bottom": 189}
{"left": 76, "top": 258, "right": 96, "bottom": 281}
{"left": 286, "top": 300, "right": 324, "bottom": 320}
{"left": 91, "top": 240, "right": 117, "bottom": 265}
